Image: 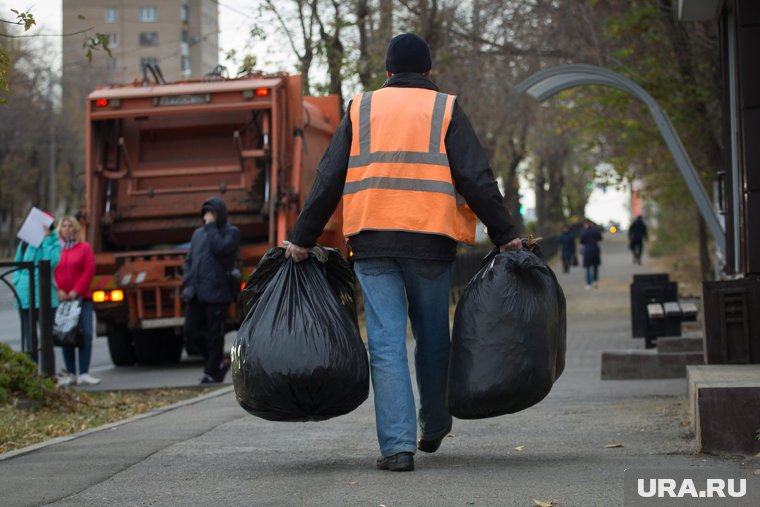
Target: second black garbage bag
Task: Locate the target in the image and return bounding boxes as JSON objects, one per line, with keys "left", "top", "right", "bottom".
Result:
{"left": 447, "top": 244, "right": 566, "bottom": 419}
{"left": 232, "top": 247, "right": 369, "bottom": 422}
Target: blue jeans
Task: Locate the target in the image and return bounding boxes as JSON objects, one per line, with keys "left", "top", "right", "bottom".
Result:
{"left": 585, "top": 265, "right": 599, "bottom": 285}
{"left": 353, "top": 257, "right": 453, "bottom": 457}
{"left": 62, "top": 299, "right": 94, "bottom": 375}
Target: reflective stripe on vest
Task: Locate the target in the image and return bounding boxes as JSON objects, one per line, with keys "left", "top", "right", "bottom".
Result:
{"left": 342, "top": 87, "right": 476, "bottom": 244}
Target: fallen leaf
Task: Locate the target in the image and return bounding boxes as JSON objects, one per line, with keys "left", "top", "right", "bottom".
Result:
{"left": 514, "top": 445, "right": 525, "bottom": 451}
{"left": 533, "top": 499, "right": 558, "bottom": 507}
{"left": 605, "top": 443, "right": 624, "bottom": 448}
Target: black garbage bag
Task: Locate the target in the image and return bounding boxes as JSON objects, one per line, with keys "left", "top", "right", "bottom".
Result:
{"left": 447, "top": 241, "right": 566, "bottom": 419}
{"left": 232, "top": 246, "right": 369, "bottom": 422}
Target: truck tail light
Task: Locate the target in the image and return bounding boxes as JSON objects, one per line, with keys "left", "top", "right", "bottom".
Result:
{"left": 95, "top": 99, "right": 109, "bottom": 107}
{"left": 255, "top": 88, "right": 269, "bottom": 97}
{"left": 93, "top": 290, "right": 125, "bottom": 303}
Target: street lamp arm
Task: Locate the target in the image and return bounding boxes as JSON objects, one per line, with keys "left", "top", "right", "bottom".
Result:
{"left": 515, "top": 64, "right": 726, "bottom": 254}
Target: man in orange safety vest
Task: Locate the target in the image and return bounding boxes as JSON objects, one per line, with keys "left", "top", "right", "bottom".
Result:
{"left": 286, "top": 32, "right": 522, "bottom": 472}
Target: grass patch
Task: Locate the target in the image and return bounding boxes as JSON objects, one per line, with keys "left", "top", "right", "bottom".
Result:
{"left": 1, "top": 343, "right": 220, "bottom": 455}
{"left": 0, "top": 387, "right": 216, "bottom": 455}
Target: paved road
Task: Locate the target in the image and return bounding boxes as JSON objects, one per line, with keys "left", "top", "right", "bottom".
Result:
{"left": 1, "top": 234, "right": 758, "bottom": 506}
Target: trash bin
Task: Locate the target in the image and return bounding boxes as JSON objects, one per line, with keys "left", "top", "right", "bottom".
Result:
{"left": 702, "top": 277, "right": 760, "bottom": 364}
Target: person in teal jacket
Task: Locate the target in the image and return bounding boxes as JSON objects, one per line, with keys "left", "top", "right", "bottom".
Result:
{"left": 13, "top": 220, "right": 61, "bottom": 362}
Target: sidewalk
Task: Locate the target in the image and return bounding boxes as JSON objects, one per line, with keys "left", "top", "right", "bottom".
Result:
{"left": 1, "top": 234, "right": 757, "bottom": 506}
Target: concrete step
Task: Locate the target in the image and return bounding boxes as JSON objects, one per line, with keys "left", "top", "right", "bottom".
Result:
{"left": 656, "top": 336, "right": 704, "bottom": 353}
{"left": 601, "top": 349, "right": 704, "bottom": 379}
{"left": 686, "top": 364, "right": 760, "bottom": 455}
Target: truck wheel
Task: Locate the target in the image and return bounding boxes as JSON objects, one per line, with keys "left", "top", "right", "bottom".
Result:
{"left": 160, "top": 334, "right": 184, "bottom": 363}
{"left": 107, "top": 325, "right": 136, "bottom": 366}
{"left": 133, "top": 330, "right": 164, "bottom": 365}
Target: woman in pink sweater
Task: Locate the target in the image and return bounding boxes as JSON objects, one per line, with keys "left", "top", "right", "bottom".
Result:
{"left": 54, "top": 216, "right": 99, "bottom": 385}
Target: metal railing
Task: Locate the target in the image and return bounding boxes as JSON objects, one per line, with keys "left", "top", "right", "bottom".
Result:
{"left": 0, "top": 260, "right": 55, "bottom": 377}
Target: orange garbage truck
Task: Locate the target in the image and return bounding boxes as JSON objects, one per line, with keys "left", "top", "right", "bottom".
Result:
{"left": 83, "top": 71, "right": 343, "bottom": 366}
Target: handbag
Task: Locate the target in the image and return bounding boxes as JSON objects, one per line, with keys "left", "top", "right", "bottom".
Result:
{"left": 53, "top": 299, "right": 84, "bottom": 347}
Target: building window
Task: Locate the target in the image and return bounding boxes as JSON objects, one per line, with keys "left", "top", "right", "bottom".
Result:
{"left": 180, "top": 4, "right": 189, "bottom": 22}
{"left": 140, "top": 57, "right": 158, "bottom": 69}
{"left": 106, "top": 57, "right": 117, "bottom": 71}
{"left": 181, "top": 55, "right": 191, "bottom": 74}
{"left": 105, "top": 7, "right": 118, "bottom": 23}
{"left": 107, "top": 32, "right": 118, "bottom": 48}
{"left": 139, "top": 7, "right": 158, "bottom": 22}
{"left": 139, "top": 32, "right": 159, "bottom": 46}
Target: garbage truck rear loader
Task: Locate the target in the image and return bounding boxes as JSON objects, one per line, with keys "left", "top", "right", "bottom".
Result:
{"left": 84, "top": 72, "right": 343, "bottom": 365}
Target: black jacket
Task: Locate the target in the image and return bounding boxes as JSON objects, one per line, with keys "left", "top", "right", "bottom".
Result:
{"left": 290, "top": 73, "right": 518, "bottom": 261}
{"left": 580, "top": 226, "right": 603, "bottom": 267}
{"left": 183, "top": 197, "right": 241, "bottom": 304}
{"left": 628, "top": 217, "right": 648, "bottom": 242}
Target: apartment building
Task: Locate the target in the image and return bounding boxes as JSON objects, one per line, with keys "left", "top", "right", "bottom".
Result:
{"left": 62, "top": 0, "right": 219, "bottom": 99}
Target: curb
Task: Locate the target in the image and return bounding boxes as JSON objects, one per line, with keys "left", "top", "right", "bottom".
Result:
{"left": 0, "top": 385, "right": 235, "bottom": 462}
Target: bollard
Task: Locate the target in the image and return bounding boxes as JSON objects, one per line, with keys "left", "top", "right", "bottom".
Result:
{"left": 27, "top": 263, "right": 38, "bottom": 361}
{"left": 38, "top": 260, "right": 55, "bottom": 377}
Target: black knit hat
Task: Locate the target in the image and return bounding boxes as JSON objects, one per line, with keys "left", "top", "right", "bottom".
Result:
{"left": 385, "top": 33, "right": 432, "bottom": 74}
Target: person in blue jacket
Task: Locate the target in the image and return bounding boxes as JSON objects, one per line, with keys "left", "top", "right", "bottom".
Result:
{"left": 13, "top": 213, "right": 61, "bottom": 362}
{"left": 182, "top": 197, "right": 240, "bottom": 384}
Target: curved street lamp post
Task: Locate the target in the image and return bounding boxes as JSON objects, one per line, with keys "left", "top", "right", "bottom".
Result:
{"left": 515, "top": 64, "right": 726, "bottom": 254}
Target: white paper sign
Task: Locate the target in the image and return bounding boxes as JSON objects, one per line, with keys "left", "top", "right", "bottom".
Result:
{"left": 16, "top": 207, "right": 55, "bottom": 248}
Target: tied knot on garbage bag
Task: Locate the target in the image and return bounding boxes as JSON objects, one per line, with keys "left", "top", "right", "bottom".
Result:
{"left": 232, "top": 246, "right": 369, "bottom": 422}
{"left": 447, "top": 238, "right": 567, "bottom": 419}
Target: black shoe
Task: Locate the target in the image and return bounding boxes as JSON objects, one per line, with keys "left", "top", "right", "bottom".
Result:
{"left": 216, "top": 358, "right": 231, "bottom": 382}
{"left": 418, "top": 418, "right": 453, "bottom": 453}
{"left": 376, "top": 452, "right": 414, "bottom": 472}
{"left": 200, "top": 374, "right": 218, "bottom": 385}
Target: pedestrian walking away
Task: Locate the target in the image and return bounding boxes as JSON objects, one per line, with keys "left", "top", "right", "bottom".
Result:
{"left": 182, "top": 197, "right": 240, "bottom": 384}
{"left": 580, "top": 219, "right": 603, "bottom": 289}
{"left": 13, "top": 210, "right": 61, "bottom": 363}
{"left": 284, "top": 32, "right": 522, "bottom": 472}
{"left": 628, "top": 215, "right": 648, "bottom": 264}
{"left": 557, "top": 225, "right": 576, "bottom": 274}
{"left": 54, "top": 215, "right": 99, "bottom": 386}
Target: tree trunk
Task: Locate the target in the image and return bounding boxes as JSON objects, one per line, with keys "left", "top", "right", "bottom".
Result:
{"left": 356, "top": 0, "right": 371, "bottom": 89}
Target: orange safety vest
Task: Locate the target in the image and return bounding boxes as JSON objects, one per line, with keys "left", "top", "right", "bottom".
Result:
{"left": 342, "top": 87, "right": 476, "bottom": 244}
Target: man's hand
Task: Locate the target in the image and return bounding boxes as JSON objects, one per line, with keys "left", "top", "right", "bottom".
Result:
{"left": 57, "top": 289, "right": 68, "bottom": 301}
{"left": 284, "top": 242, "right": 310, "bottom": 263}
{"left": 203, "top": 211, "right": 216, "bottom": 225}
{"left": 68, "top": 290, "right": 78, "bottom": 300}
{"left": 499, "top": 237, "right": 523, "bottom": 252}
